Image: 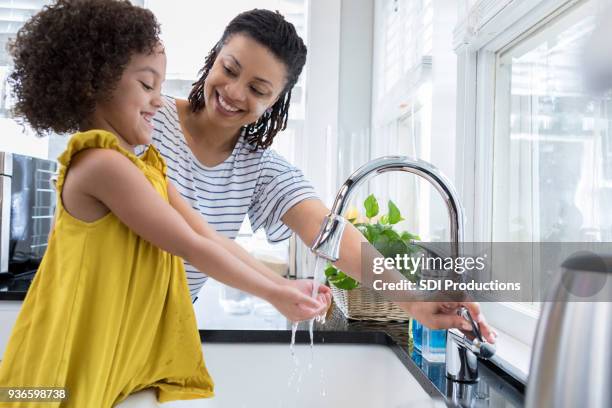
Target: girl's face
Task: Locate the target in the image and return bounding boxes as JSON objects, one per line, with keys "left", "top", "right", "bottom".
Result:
{"left": 203, "top": 34, "right": 287, "bottom": 129}
{"left": 93, "top": 45, "right": 166, "bottom": 147}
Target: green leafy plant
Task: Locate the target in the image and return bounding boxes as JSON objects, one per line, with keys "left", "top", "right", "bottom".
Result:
{"left": 324, "top": 194, "right": 421, "bottom": 290}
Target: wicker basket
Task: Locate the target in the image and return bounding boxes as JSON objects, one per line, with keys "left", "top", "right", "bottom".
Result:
{"left": 331, "top": 285, "right": 411, "bottom": 322}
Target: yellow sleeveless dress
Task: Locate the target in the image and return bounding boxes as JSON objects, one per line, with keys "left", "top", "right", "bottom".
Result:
{"left": 0, "top": 130, "right": 214, "bottom": 407}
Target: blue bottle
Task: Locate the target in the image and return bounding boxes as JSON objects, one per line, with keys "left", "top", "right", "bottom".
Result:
{"left": 422, "top": 326, "right": 447, "bottom": 362}
{"left": 411, "top": 319, "right": 423, "bottom": 351}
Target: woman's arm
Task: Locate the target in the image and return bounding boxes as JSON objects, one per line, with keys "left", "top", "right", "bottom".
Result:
{"left": 282, "top": 199, "right": 496, "bottom": 341}
{"left": 166, "top": 182, "right": 331, "bottom": 307}
{"left": 64, "top": 148, "right": 324, "bottom": 321}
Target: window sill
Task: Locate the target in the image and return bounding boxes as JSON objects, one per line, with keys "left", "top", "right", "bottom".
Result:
{"left": 488, "top": 326, "right": 531, "bottom": 385}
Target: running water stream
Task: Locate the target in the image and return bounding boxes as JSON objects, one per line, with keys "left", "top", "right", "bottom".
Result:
{"left": 287, "top": 255, "right": 329, "bottom": 399}
{"left": 290, "top": 256, "right": 328, "bottom": 353}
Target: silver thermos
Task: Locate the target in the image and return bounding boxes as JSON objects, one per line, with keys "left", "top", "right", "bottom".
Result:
{"left": 525, "top": 252, "right": 612, "bottom": 407}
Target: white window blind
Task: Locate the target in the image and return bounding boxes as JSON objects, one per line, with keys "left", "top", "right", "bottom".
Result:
{"left": 380, "top": 0, "right": 433, "bottom": 96}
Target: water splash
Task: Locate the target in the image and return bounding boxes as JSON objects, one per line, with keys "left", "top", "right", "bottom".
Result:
{"left": 308, "top": 256, "right": 328, "bottom": 346}
{"left": 320, "top": 368, "right": 327, "bottom": 397}
{"left": 290, "top": 321, "right": 298, "bottom": 356}
{"left": 308, "top": 319, "right": 315, "bottom": 348}
{"left": 287, "top": 343, "right": 300, "bottom": 389}
{"left": 286, "top": 256, "right": 330, "bottom": 402}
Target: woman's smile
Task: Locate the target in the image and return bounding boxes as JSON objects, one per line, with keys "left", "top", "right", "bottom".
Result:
{"left": 215, "top": 90, "right": 243, "bottom": 116}
{"left": 202, "top": 34, "right": 287, "bottom": 128}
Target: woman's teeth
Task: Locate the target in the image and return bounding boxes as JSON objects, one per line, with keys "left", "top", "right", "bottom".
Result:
{"left": 218, "top": 94, "right": 239, "bottom": 112}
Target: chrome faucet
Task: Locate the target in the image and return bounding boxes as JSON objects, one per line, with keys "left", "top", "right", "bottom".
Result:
{"left": 446, "top": 307, "right": 496, "bottom": 383}
{"left": 310, "top": 156, "right": 495, "bottom": 382}
{"left": 311, "top": 156, "right": 464, "bottom": 260}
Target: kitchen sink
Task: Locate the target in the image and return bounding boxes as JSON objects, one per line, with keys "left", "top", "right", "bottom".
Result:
{"left": 118, "top": 343, "right": 442, "bottom": 408}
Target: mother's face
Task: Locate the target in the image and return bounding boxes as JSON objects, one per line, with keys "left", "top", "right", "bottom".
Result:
{"left": 203, "top": 33, "right": 287, "bottom": 129}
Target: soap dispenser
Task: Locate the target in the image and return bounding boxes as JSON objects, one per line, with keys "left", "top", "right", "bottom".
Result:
{"left": 422, "top": 326, "right": 447, "bottom": 362}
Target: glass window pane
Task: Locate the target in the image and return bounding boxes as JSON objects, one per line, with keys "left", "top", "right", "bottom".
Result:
{"left": 492, "top": 2, "right": 606, "bottom": 243}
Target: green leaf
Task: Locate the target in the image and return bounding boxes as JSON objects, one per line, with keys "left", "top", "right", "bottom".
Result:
{"left": 388, "top": 200, "right": 404, "bottom": 224}
{"left": 373, "top": 234, "right": 390, "bottom": 255}
{"left": 328, "top": 270, "right": 360, "bottom": 290}
{"left": 387, "top": 239, "right": 408, "bottom": 258}
{"left": 324, "top": 264, "right": 339, "bottom": 278}
{"left": 324, "top": 263, "right": 359, "bottom": 290}
{"left": 382, "top": 228, "right": 400, "bottom": 241}
{"left": 364, "top": 194, "right": 379, "bottom": 218}
{"left": 380, "top": 236, "right": 408, "bottom": 259}
{"left": 379, "top": 214, "right": 389, "bottom": 225}
{"left": 400, "top": 231, "right": 420, "bottom": 242}
{"left": 329, "top": 273, "right": 360, "bottom": 290}
{"left": 365, "top": 224, "right": 384, "bottom": 244}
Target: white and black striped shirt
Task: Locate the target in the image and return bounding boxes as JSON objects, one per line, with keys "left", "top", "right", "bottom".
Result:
{"left": 138, "top": 95, "right": 317, "bottom": 300}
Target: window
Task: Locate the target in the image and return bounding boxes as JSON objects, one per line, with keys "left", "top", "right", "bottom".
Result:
{"left": 377, "top": 0, "right": 433, "bottom": 97}
{"left": 493, "top": 3, "right": 606, "bottom": 244}
{"left": 0, "top": 1, "right": 54, "bottom": 159}
{"left": 457, "top": 0, "right": 606, "bottom": 347}
{"left": 370, "top": 0, "right": 452, "bottom": 241}
{"left": 369, "top": 85, "right": 451, "bottom": 241}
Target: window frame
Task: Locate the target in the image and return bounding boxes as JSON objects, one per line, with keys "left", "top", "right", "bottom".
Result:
{"left": 454, "top": 0, "right": 586, "bottom": 346}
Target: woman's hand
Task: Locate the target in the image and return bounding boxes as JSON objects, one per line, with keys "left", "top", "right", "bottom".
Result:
{"left": 285, "top": 279, "right": 332, "bottom": 314}
{"left": 267, "top": 284, "right": 327, "bottom": 322}
{"left": 399, "top": 301, "right": 497, "bottom": 343}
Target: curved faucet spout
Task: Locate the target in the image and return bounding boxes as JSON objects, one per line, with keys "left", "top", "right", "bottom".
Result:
{"left": 311, "top": 156, "right": 465, "bottom": 260}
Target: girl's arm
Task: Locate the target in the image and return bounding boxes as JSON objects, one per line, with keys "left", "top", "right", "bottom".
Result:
{"left": 166, "top": 183, "right": 331, "bottom": 308}
{"left": 63, "top": 148, "right": 324, "bottom": 321}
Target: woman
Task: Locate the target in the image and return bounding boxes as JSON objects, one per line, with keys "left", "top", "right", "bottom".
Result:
{"left": 148, "top": 9, "right": 496, "bottom": 340}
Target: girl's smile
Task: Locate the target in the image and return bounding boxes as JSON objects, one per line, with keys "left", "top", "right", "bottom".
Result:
{"left": 91, "top": 44, "right": 167, "bottom": 150}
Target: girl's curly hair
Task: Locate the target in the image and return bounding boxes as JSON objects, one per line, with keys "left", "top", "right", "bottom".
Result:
{"left": 188, "top": 9, "right": 307, "bottom": 150}
{"left": 7, "top": 0, "right": 161, "bottom": 135}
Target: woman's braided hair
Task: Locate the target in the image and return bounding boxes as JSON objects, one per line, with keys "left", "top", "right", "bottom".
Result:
{"left": 188, "top": 9, "right": 307, "bottom": 150}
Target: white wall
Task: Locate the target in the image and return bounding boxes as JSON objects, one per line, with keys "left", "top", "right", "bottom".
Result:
{"left": 299, "top": 0, "right": 342, "bottom": 207}
{"left": 0, "top": 121, "right": 48, "bottom": 159}
{"left": 429, "top": 0, "right": 459, "bottom": 238}
{"left": 337, "top": 0, "right": 375, "bottom": 183}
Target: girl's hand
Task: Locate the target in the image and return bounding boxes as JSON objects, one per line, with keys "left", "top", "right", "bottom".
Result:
{"left": 399, "top": 301, "right": 497, "bottom": 343}
{"left": 267, "top": 284, "right": 327, "bottom": 322}
{"left": 285, "top": 279, "right": 332, "bottom": 314}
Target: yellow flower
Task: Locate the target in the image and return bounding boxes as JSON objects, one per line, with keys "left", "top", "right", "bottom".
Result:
{"left": 345, "top": 206, "right": 359, "bottom": 222}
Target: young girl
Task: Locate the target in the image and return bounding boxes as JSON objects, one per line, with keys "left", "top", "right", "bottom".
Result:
{"left": 0, "top": 1, "right": 326, "bottom": 406}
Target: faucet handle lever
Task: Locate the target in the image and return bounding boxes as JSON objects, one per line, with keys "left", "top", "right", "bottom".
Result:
{"left": 458, "top": 306, "right": 483, "bottom": 342}
{"left": 455, "top": 306, "right": 496, "bottom": 359}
